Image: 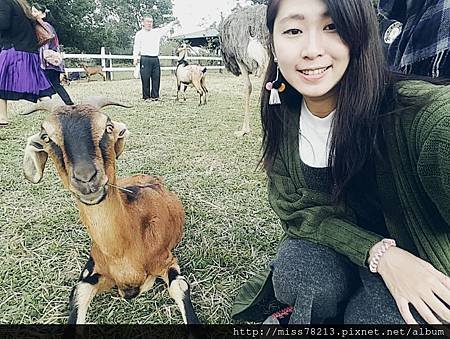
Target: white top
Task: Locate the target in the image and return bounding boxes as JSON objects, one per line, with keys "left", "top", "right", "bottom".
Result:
{"left": 298, "top": 99, "right": 335, "bottom": 168}
{"left": 133, "top": 25, "right": 173, "bottom": 58}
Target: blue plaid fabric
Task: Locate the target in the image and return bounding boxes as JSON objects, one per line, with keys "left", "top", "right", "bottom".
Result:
{"left": 379, "top": 0, "right": 450, "bottom": 70}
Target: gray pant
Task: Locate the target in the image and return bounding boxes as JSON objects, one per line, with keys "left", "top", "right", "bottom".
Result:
{"left": 270, "top": 238, "right": 416, "bottom": 324}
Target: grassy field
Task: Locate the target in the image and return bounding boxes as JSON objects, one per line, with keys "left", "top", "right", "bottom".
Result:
{"left": 0, "top": 72, "right": 282, "bottom": 324}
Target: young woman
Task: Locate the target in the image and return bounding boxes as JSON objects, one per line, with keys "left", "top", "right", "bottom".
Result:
{"left": 232, "top": 0, "right": 450, "bottom": 324}
{"left": 32, "top": 3, "right": 74, "bottom": 105}
{"left": 0, "top": 0, "right": 55, "bottom": 126}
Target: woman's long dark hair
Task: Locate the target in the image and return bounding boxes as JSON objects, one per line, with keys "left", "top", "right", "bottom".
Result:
{"left": 261, "top": 0, "right": 387, "bottom": 201}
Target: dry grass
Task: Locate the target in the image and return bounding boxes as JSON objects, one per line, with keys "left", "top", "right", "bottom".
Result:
{"left": 0, "top": 72, "right": 282, "bottom": 324}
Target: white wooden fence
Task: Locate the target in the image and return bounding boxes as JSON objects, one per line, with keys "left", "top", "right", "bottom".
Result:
{"left": 64, "top": 47, "right": 224, "bottom": 80}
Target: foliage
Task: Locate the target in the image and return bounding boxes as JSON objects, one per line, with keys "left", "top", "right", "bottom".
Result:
{"left": 35, "top": 0, "right": 174, "bottom": 53}
{"left": 249, "top": 0, "right": 378, "bottom": 5}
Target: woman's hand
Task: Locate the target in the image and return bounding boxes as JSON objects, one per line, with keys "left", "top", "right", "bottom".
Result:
{"left": 376, "top": 246, "right": 450, "bottom": 324}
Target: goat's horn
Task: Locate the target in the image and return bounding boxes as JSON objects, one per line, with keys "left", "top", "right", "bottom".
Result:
{"left": 83, "top": 96, "right": 132, "bottom": 109}
{"left": 20, "top": 98, "right": 64, "bottom": 115}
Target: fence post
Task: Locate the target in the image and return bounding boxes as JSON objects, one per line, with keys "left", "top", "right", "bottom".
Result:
{"left": 108, "top": 52, "right": 114, "bottom": 81}
{"left": 218, "top": 50, "right": 223, "bottom": 74}
{"left": 101, "top": 47, "right": 107, "bottom": 80}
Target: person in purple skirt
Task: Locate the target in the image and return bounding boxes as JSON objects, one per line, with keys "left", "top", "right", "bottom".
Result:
{"left": 32, "top": 3, "right": 73, "bottom": 106}
{"left": 0, "top": 0, "right": 55, "bottom": 127}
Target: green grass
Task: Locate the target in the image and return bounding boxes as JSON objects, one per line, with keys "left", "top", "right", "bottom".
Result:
{"left": 0, "top": 72, "right": 282, "bottom": 324}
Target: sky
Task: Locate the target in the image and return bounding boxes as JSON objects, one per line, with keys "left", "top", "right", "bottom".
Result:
{"left": 172, "top": 0, "right": 252, "bottom": 34}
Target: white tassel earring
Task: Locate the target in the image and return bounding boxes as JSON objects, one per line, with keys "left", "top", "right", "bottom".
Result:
{"left": 265, "top": 65, "right": 285, "bottom": 105}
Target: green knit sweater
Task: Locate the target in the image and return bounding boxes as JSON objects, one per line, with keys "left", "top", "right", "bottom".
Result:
{"left": 232, "top": 80, "right": 450, "bottom": 321}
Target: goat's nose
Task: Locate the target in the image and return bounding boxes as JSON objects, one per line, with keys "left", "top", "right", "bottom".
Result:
{"left": 121, "top": 286, "right": 140, "bottom": 300}
{"left": 73, "top": 163, "right": 97, "bottom": 183}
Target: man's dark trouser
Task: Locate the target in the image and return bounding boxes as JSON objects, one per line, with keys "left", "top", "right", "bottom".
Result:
{"left": 140, "top": 56, "right": 161, "bottom": 99}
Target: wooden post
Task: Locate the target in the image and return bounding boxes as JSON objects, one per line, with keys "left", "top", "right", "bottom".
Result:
{"left": 109, "top": 52, "right": 114, "bottom": 81}
{"left": 101, "top": 47, "right": 107, "bottom": 80}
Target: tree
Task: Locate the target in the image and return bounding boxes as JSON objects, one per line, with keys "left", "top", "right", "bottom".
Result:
{"left": 38, "top": 0, "right": 174, "bottom": 53}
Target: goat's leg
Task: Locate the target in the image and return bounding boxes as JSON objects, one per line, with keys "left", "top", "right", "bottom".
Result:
{"left": 162, "top": 265, "right": 200, "bottom": 324}
{"left": 201, "top": 76, "right": 208, "bottom": 93}
{"left": 183, "top": 84, "right": 187, "bottom": 101}
{"left": 68, "top": 256, "right": 112, "bottom": 324}
{"left": 200, "top": 81, "right": 207, "bottom": 105}
{"left": 140, "top": 275, "right": 156, "bottom": 294}
{"left": 234, "top": 61, "right": 252, "bottom": 137}
{"left": 192, "top": 80, "right": 204, "bottom": 106}
{"left": 176, "top": 81, "right": 181, "bottom": 101}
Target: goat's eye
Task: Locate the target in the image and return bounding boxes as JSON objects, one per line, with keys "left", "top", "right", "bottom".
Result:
{"left": 41, "top": 134, "right": 50, "bottom": 143}
{"left": 106, "top": 124, "right": 114, "bottom": 134}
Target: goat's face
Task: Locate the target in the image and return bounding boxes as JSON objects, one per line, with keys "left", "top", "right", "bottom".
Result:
{"left": 23, "top": 105, "right": 129, "bottom": 205}
{"left": 177, "top": 43, "right": 195, "bottom": 60}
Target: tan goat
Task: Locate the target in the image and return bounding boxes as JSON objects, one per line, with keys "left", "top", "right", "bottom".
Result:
{"left": 81, "top": 64, "right": 106, "bottom": 82}
{"left": 176, "top": 44, "right": 207, "bottom": 105}
{"left": 22, "top": 97, "right": 200, "bottom": 324}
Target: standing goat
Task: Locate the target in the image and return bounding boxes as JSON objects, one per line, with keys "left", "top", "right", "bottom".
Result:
{"left": 176, "top": 43, "right": 207, "bottom": 105}
{"left": 22, "top": 98, "right": 200, "bottom": 324}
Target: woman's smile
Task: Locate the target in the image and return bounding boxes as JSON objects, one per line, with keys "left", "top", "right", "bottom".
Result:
{"left": 298, "top": 65, "right": 332, "bottom": 79}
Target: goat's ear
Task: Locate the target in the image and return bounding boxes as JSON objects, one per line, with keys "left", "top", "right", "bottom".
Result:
{"left": 23, "top": 133, "right": 48, "bottom": 183}
{"left": 112, "top": 120, "right": 130, "bottom": 159}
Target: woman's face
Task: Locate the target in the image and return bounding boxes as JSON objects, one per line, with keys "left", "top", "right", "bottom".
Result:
{"left": 273, "top": 0, "right": 350, "bottom": 113}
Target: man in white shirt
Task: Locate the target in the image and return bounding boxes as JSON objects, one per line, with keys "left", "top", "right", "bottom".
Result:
{"left": 133, "top": 16, "right": 178, "bottom": 101}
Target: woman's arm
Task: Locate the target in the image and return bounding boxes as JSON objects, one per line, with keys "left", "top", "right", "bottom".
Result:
{"left": 267, "top": 151, "right": 383, "bottom": 267}
{"left": 417, "top": 98, "right": 450, "bottom": 226}
{"left": 372, "top": 89, "right": 450, "bottom": 324}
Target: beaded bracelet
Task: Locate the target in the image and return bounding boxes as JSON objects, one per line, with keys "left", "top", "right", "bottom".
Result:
{"left": 369, "top": 238, "right": 396, "bottom": 273}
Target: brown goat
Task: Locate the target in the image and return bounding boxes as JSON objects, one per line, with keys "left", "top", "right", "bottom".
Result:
{"left": 176, "top": 44, "right": 207, "bottom": 105}
{"left": 81, "top": 64, "right": 106, "bottom": 82}
{"left": 22, "top": 98, "right": 199, "bottom": 324}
